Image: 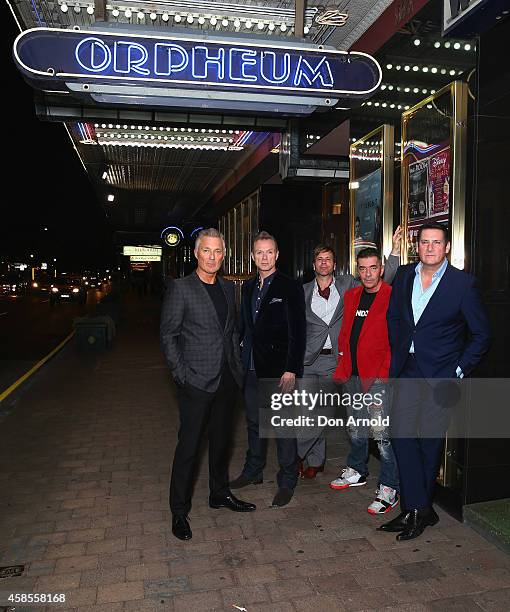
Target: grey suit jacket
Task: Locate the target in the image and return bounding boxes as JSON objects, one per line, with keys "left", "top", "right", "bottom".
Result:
{"left": 303, "top": 254, "right": 399, "bottom": 366}
{"left": 160, "top": 271, "right": 244, "bottom": 392}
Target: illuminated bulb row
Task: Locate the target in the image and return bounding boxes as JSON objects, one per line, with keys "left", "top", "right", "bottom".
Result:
{"left": 365, "top": 101, "right": 410, "bottom": 110}
{"left": 97, "top": 132, "right": 233, "bottom": 143}
{"left": 385, "top": 63, "right": 462, "bottom": 76}
{"left": 93, "top": 123, "right": 239, "bottom": 134}
{"left": 433, "top": 40, "right": 473, "bottom": 51}
{"left": 380, "top": 84, "right": 436, "bottom": 95}
{"left": 97, "top": 141, "right": 241, "bottom": 150}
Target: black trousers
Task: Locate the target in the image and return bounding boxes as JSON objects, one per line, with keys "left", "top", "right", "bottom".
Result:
{"left": 169, "top": 367, "right": 237, "bottom": 515}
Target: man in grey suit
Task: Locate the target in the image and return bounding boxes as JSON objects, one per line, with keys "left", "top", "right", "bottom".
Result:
{"left": 160, "top": 228, "right": 256, "bottom": 541}
{"left": 297, "top": 228, "right": 402, "bottom": 476}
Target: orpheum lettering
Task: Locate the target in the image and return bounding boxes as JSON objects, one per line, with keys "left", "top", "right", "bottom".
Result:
{"left": 75, "top": 37, "right": 334, "bottom": 89}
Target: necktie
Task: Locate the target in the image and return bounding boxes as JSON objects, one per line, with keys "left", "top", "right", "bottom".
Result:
{"left": 317, "top": 283, "right": 331, "bottom": 300}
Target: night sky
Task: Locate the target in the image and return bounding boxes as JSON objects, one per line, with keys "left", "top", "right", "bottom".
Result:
{"left": 3, "top": 18, "right": 113, "bottom": 270}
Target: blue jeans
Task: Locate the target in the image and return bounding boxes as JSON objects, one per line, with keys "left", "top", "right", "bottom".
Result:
{"left": 344, "top": 377, "right": 399, "bottom": 492}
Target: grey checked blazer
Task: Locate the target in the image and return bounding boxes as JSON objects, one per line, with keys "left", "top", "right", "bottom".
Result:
{"left": 303, "top": 254, "right": 399, "bottom": 366}
{"left": 160, "top": 272, "right": 244, "bottom": 393}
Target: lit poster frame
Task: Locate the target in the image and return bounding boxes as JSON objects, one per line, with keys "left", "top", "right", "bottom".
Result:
{"left": 349, "top": 124, "right": 394, "bottom": 275}
{"left": 401, "top": 81, "right": 468, "bottom": 268}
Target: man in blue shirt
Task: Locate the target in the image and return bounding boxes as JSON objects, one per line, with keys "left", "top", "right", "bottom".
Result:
{"left": 380, "top": 222, "right": 490, "bottom": 541}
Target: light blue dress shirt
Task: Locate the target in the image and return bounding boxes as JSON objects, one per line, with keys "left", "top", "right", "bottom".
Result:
{"left": 409, "top": 258, "right": 463, "bottom": 377}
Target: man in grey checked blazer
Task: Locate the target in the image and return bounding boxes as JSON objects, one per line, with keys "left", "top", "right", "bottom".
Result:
{"left": 160, "top": 229, "right": 256, "bottom": 541}
{"left": 298, "top": 228, "right": 402, "bottom": 476}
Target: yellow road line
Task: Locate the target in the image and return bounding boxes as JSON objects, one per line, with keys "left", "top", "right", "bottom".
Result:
{"left": 0, "top": 331, "right": 75, "bottom": 403}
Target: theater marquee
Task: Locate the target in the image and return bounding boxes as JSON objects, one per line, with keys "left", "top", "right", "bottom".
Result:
{"left": 13, "top": 27, "right": 381, "bottom": 114}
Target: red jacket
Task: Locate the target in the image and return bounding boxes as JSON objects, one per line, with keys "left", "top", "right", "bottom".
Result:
{"left": 333, "top": 281, "right": 392, "bottom": 391}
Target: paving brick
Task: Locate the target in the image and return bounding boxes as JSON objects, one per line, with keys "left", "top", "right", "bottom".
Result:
{"left": 203, "top": 525, "right": 244, "bottom": 542}
{"left": 235, "top": 564, "right": 279, "bottom": 585}
{"left": 221, "top": 585, "right": 270, "bottom": 610}
{"left": 97, "top": 581, "right": 144, "bottom": 604}
{"left": 472, "top": 587, "right": 510, "bottom": 611}
{"left": 190, "top": 570, "right": 236, "bottom": 591}
{"left": 66, "top": 528, "right": 106, "bottom": 543}
{"left": 173, "top": 589, "right": 223, "bottom": 611}
{"left": 143, "top": 577, "right": 190, "bottom": 598}
{"left": 55, "top": 554, "right": 99, "bottom": 573}
{"left": 80, "top": 567, "right": 126, "bottom": 587}
{"left": 35, "top": 572, "right": 81, "bottom": 591}
{"left": 97, "top": 550, "right": 142, "bottom": 568}
{"left": 55, "top": 587, "right": 98, "bottom": 608}
{"left": 45, "top": 542, "right": 87, "bottom": 559}
{"left": 293, "top": 594, "right": 346, "bottom": 611}
{"left": 73, "top": 603, "right": 124, "bottom": 612}
{"left": 125, "top": 562, "right": 169, "bottom": 581}
{"left": 86, "top": 537, "right": 127, "bottom": 555}
{"left": 266, "top": 577, "right": 314, "bottom": 601}
{"left": 427, "top": 595, "right": 485, "bottom": 611}
{"left": 124, "top": 599, "right": 174, "bottom": 611}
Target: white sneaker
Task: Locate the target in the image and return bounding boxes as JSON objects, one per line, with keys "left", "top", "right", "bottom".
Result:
{"left": 367, "top": 484, "right": 399, "bottom": 515}
{"left": 329, "top": 467, "right": 367, "bottom": 490}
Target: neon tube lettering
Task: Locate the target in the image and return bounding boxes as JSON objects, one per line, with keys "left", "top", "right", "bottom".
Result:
{"left": 260, "top": 51, "right": 291, "bottom": 84}
{"left": 192, "top": 46, "right": 225, "bottom": 80}
{"left": 229, "top": 48, "right": 258, "bottom": 82}
{"left": 294, "top": 56, "right": 334, "bottom": 88}
{"left": 113, "top": 41, "right": 150, "bottom": 75}
{"left": 75, "top": 37, "right": 111, "bottom": 72}
{"left": 154, "top": 43, "right": 188, "bottom": 76}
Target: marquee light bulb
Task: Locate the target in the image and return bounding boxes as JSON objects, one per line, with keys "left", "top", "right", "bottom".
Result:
{"left": 187, "top": 15, "right": 194, "bottom": 24}
{"left": 86, "top": 5, "right": 93, "bottom": 14}
{"left": 257, "top": 21, "right": 265, "bottom": 30}
{"left": 222, "top": 18, "right": 229, "bottom": 26}
{"left": 150, "top": 12, "right": 157, "bottom": 20}
{"left": 162, "top": 13, "right": 169, "bottom": 21}
{"left": 198, "top": 16, "right": 205, "bottom": 24}
{"left": 245, "top": 20, "right": 252, "bottom": 28}
{"left": 60, "top": 3, "right": 68, "bottom": 12}
{"left": 304, "top": 25, "right": 310, "bottom": 34}
{"left": 210, "top": 16, "right": 217, "bottom": 25}
{"left": 234, "top": 18, "right": 241, "bottom": 28}
{"left": 137, "top": 11, "right": 144, "bottom": 19}
{"left": 174, "top": 14, "right": 182, "bottom": 22}
{"left": 112, "top": 8, "right": 119, "bottom": 17}
{"left": 124, "top": 8, "right": 131, "bottom": 17}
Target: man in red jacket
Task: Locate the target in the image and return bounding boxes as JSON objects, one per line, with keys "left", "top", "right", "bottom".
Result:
{"left": 330, "top": 248, "right": 399, "bottom": 515}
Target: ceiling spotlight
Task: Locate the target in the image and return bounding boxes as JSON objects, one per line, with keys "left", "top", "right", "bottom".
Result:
{"left": 124, "top": 8, "right": 131, "bottom": 17}
{"left": 444, "top": 41, "right": 451, "bottom": 48}
{"left": 404, "top": 87, "right": 410, "bottom": 92}
{"left": 431, "top": 67, "right": 438, "bottom": 73}
{"left": 187, "top": 15, "right": 194, "bottom": 23}
{"left": 422, "top": 66, "right": 429, "bottom": 72}
{"left": 413, "top": 87, "right": 419, "bottom": 93}
{"left": 434, "top": 41, "right": 441, "bottom": 48}
{"left": 86, "top": 5, "right": 93, "bottom": 14}
{"left": 441, "top": 68, "right": 447, "bottom": 74}
{"left": 464, "top": 43, "right": 471, "bottom": 51}
{"left": 413, "top": 38, "right": 421, "bottom": 46}
{"left": 388, "top": 85, "right": 394, "bottom": 90}
{"left": 412, "top": 66, "right": 419, "bottom": 71}
{"left": 380, "top": 84, "right": 386, "bottom": 90}
{"left": 386, "top": 63, "right": 393, "bottom": 69}
{"left": 453, "top": 42, "right": 461, "bottom": 49}
{"left": 404, "top": 65, "right": 410, "bottom": 71}
{"left": 449, "top": 69, "right": 456, "bottom": 75}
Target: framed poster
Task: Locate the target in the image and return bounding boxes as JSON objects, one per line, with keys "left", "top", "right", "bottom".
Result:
{"left": 401, "top": 81, "right": 467, "bottom": 268}
{"left": 349, "top": 124, "right": 394, "bottom": 274}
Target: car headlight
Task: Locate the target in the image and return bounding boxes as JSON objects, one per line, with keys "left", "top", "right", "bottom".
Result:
{"left": 72, "top": 288, "right": 79, "bottom": 293}
{"left": 51, "top": 287, "right": 59, "bottom": 293}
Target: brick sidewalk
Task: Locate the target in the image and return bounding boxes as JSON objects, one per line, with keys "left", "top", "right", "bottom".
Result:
{"left": 0, "top": 296, "right": 509, "bottom": 611}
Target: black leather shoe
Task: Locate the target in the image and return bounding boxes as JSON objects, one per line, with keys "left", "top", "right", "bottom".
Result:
{"left": 172, "top": 515, "right": 192, "bottom": 541}
{"left": 272, "top": 488, "right": 294, "bottom": 507}
{"left": 229, "top": 474, "right": 263, "bottom": 489}
{"left": 396, "top": 508, "right": 440, "bottom": 541}
{"left": 377, "top": 510, "right": 412, "bottom": 533}
{"left": 209, "top": 494, "right": 256, "bottom": 512}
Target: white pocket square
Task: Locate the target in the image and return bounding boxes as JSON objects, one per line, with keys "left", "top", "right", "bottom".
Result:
{"left": 269, "top": 297, "right": 283, "bottom": 304}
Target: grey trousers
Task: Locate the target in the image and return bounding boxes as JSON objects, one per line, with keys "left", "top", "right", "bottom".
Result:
{"left": 296, "top": 354, "right": 337, "bottom": 467}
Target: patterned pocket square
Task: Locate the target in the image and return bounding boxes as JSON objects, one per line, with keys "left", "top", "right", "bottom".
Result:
{"left": 269, "top": 297, "right": 283, "bottom": 304}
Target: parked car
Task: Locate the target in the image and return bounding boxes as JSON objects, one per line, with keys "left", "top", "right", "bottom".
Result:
{"left": 49, "top": 277, "right": 87, "bottom": 305}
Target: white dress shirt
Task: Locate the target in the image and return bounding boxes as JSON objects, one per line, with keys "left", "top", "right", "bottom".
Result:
{"left": 311, "top": 281, "right": 340, "bottom": 349}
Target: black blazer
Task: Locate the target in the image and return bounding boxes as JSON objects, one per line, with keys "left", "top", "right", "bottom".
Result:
{"left": 240, "top": 271, "right": 306, "bottom": 378}
{"left": 160, "top": 271, "right": 244, "bottom": 392}
{"left": 387, "top": 263, "right": 491, "bottom": 378}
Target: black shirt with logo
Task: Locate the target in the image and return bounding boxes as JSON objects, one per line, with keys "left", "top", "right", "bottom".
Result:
{"left": 350, "top": 290, "right": 377, "bottom": 376}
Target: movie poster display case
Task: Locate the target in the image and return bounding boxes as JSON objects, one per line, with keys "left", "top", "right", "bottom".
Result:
{"left": 349, "top": 124, "right": 394, "bottom": 274}
{"left": 401, "top": 81, "right": 468, "bottom": 268}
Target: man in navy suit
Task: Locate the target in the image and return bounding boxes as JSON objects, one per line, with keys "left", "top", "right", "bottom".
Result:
{"left": 230, "top": 231, "right": 306, "bottom": 507}
{"left": 379, "top": 222, "right": 490, "bottom": 541}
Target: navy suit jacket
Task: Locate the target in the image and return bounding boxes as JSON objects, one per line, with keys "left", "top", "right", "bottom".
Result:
{"left": 387, "top": 262, "right": 490, "bottom": 378}
{"left": 240, "top": 271, "right": 306, "bottom": 378}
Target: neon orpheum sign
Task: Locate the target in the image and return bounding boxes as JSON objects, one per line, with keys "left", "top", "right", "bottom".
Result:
{"left": 14, "top": 28, "right": 381, "bottom": 111}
